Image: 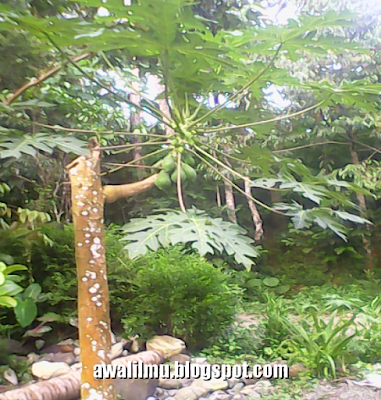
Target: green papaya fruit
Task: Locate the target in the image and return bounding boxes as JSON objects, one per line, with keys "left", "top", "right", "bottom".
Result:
{"left": 162, "top": 155, "right": 176, "bottom": 172}
{"left": 155, "top": 170, "right": 172, "bottom": 190}
{"left": 184, "top": 154, "right": 195, "bottom": 166}
{"left": 182, "top": 163, "right": 197, "bottom": 182}
{"left": 171, "top": 167, "right": 187, "bottom": 183}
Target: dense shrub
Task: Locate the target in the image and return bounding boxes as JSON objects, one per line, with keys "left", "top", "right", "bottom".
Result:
{"left": 121, "top": 246, "right": 242, "bottom": 350}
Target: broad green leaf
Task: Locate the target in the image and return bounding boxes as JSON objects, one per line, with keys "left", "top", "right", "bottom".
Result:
{"left": 24, "top": 283, "right": 42, "bottom": 301}
{"left": 263, "top": 277, "right": 280, "bottom": 287}
{"left": 121, "top": 208, "right": 260, "bottom": 269}
{"left": 3, "top": 264, "right": 28, "bottom": 275}
{"left": 0, "top": 296, "right": 17, "bottom": 308}
{"left": 0, "top": 133, "right": 90, "bottom": 159}
{"left": 14, "top": 298, "right": 38, "bottom": 328}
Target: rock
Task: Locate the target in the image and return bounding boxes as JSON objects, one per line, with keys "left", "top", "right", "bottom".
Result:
{"left": 241, "top": 376, "right": 258, "bottom": 386}
{"left": 240, "top": 381, "right": 271, "bottom": 396}
{"left": 243, "top": 391, "right": 260, "bottom": 399}
{"left": 251, "top": 380, "right": 271, "bottom": 394}
{"left": 112, "top": 342, "right": 124, "bottom": 359}
{"left": 27, "top": 353, "right": 40, "bottom": 363}
{"left": 193, "top": 357, "right": 207, "bottom": 364}
{"left": 31, "top": 361, "right": 71, "bottom": 379}
{"left": 173, "top": 385, "right": 207, "bottom": 400}
{"left": 146, "top": 336, "right": 186, "bottom": 359}
{"left": 42, "top": 341, "right": 75, "bottom": 354}
{"left": 231, "top": 382, "right": 244, "bottom": 393}
{"left": 71, "top": 362, "right": 81, "bottom": 371}
{"left": 130, "top": 336, "right": 140, "bottom": 353}
{"left": 227, "top": 378, "right": 240, "bottom": 389}
{"left": 192, "top": 377, "right": 228, "bottom": 392}
{"left": 169, "top": 354, "right": 191, "bottom": 364}
{"left": 208, "top": 390, "right": 232, "bottom": 400}
{"left": 289, "top": 363, "right": 306, "bottom": 378}
{"left": 373, "top": 363, "right": 381, "bottom": 371}
{"left": 231, "top": 395, "right": 245, "bottom": 400}
{"left": 39, "top": 352, "right": 76, "bottom": 365}
{"left": 57, "top": 338, "right": 75, "bottom": 346}
{"left": 114, "top": 377, "right": 158, "bottom": 400}
{"left": 74, "top": 347, "right": 81, "bottom": 356}
{"left": 158, "top": 378, "right": 184, "bottom": 389}
{"left": 3, "top": 368, "right": 18, "bottom": 385}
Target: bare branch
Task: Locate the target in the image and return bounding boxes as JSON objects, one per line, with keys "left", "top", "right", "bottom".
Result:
{"left": 4, "top": 53, "right": 91, "bottom": 106}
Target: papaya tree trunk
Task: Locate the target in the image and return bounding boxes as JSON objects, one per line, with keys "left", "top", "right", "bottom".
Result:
{"left": 0, "top": 351, "right": 164, "bottom": 400}
{"left": 347, "top": 130, "right": 373, "bottom": 270}
{"left": 244, "top": 180, "right": 263, "bottom": 241}
{"left": 66, "top": 146, "right": 115, "bottom": 400}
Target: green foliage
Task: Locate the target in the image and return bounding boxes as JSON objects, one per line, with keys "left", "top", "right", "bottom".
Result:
{"left": 121, "top": 208, "right": 260, "bottom": 270}
{"left": 0, "top": 261, "right": 45, "bottom": 328}
{"left": 0, "top": 262, "right": 28, "bottom": 308}
{"left": 233, "top": 271, "right": 291, "bottom": 301}
{"left": 199, "top": 323, "right": 266, "bottom": 364}
{"left": 121, "top": 246, "right": 242, "bottom": 349}
{"left": 0, "top": 129, "right": 90, "bottom": 160}
{"left": 280, "top": 311, "right": 359, "bottom": 378}
{"left": 27, "top": 223, "right": 127, "bottom": 322}
{"left": 260, "top": 227, "right": 369, "bottom": 286}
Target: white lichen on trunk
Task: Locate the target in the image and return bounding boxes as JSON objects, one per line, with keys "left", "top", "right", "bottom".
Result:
{"left": 67, "top": 151, "right": 115, "bottom": 400}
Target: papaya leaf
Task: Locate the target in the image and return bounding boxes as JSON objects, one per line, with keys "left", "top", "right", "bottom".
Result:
{"left": 121, "top": 208, "right": 260, "bottom": 269}
{"left": 0, "top": 133, "right": 90, "bottom": 159}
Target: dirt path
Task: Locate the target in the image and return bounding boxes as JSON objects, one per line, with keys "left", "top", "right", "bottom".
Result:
{"left": 304, "top": 381, "right": 381, "bottom": 400}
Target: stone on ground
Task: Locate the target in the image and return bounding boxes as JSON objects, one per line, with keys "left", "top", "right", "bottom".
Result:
{"left": 146, "top": 336, "right": 186, "bottom": 359}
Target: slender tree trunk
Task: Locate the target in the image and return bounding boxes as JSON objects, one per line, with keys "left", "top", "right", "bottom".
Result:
{"left": 151, "top": 75, "right": 174, "bottom": 135}
{"left": 130, "top": 68, "right": 143, "bottom": 180}
{"left": 66, "top": 145, "right": 115, "bottom": 400}
{"left": 0, "top": 352, "right": 163, "bottom": 400}
{"left": 216, "top": 185, "right": 221, "bottom": 207}
{"left": 347, "top": 130, "right": 373, "bottom": 270}
{"left": 224, "top": 180, "right": 237, "bottom": 223}
{"left": 244, "top": 180, "right": 263, "bottom": 240}
{"left": 222, "top": 144, "right": 237, "bottom": 223}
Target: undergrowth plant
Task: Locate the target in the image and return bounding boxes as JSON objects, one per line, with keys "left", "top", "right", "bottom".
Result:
{"left": 121, "top": 246, "right": 242, "bottom": 350}
{"left": 280, "top": 310, "right": 359, "bottom": 378}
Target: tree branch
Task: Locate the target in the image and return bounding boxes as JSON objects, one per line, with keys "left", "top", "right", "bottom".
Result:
{"left": 103, "top": 174, "right": 158, "bottom": 203}
{"left": 4, "top": 53, "right": 91, "bottom": 106}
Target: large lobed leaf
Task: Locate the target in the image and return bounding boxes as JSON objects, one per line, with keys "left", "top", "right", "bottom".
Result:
{"left": 0, "top": 132, "right": 90, "bottom": 159}
{"left": 120, "top": 208, "right": 260, "bottom": 269}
